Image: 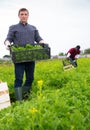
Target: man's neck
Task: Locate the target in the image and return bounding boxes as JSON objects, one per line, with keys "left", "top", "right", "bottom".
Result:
{"left": 20, "top": 21, "right": 27, "bottom": 25}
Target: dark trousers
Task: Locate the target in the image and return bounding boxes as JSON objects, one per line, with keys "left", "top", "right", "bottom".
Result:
{"left": 68, "top": 58, "right": 77, "bottom": 67}
{"left": 14, "top": 61, "right": 35, "bottom": 88}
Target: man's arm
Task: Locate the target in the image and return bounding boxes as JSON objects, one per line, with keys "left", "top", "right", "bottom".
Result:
{"left": 4, "top": 25, "right": 15, "bottom": 50}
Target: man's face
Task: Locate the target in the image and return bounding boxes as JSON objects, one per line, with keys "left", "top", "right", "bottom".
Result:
{"left": 18, "top": 11, "right": 29, "bottom": 24}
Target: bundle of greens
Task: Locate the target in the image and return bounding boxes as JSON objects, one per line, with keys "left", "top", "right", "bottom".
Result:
{"left": 10, "top": 44, "right": 50, "bottom": 63}
{"left": 11, "top": 44, "right": 43, "bottom": 52}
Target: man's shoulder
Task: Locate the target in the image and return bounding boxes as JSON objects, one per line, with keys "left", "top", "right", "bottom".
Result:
{"left": 71, "top": 48, "right": 75, "bottom": 50}
{"left": 27, "top": 24, "right": 36, "bottom": 29}
{"left": 69, "top": 48, "right": 75, "bottom": 51}
{"left": 9, "top": 23, "right": 20, "bottom": 28}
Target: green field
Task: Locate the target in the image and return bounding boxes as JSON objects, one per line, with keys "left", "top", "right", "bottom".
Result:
{"left": 0, "top": 58, "right": 90, "bottom": 130}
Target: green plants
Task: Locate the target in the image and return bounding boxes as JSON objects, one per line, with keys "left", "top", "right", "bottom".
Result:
{"left": 10, "top": 44, "right": 50, "bottom": 63}
{"left": 0, "top": 58, "right": 90, "bottom": 129}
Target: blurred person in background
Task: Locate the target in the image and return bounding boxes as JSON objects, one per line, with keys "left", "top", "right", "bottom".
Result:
{"left": 66, "top": 45, "right": 81, "bottom": 67}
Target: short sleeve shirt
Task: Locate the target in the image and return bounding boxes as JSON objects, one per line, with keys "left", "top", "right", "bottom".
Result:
{"left": 67, "top": 48, "right": 80, "bottom": 58}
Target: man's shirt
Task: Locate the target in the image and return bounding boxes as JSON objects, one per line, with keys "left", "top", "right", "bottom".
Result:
{"left": 5, "top": 22, "right": 43, "bottom": 46}
{"left": 67, "top": 48, "right": 80, "bottom": 58}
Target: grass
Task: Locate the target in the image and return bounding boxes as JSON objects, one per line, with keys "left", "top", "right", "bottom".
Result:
{"left": 0, "top": 58, "right": 90, "bottom": 130}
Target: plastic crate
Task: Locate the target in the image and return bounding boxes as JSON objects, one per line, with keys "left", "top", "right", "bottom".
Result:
{"left": 10, "top": 45, "right": 51, "bottom": 63}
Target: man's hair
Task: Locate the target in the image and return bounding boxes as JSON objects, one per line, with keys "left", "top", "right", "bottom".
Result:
{"left": 18, "top": 8, "right": 29, "bottom": 15}
{"left": 76, "top": 45, "right": 80, "bottom": 50}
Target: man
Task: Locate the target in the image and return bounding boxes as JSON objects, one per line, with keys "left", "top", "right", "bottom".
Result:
{"left": 66, "top": 45, "right": 81, "bottom": 67}
{"left": 4, "top": 8, "right": 45, "bottom": 101}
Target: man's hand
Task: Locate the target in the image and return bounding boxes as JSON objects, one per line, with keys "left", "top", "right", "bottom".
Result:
{"left": 75, "top": 55, "right": 79, "bottom": 59}
{"left": 66, "top": 53, "right": 71, "bottom": 58}
{"left": 4, "top": 40, "right": 11, "bottom": 50}
{"left": 39, "top": 40, "right": 44, "bottom": 44}
{"left": 38, "top": 40, "right": 49, "bottom": 48}
{"left": 39, "top": 43, "right": 49, "bottom": 48}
